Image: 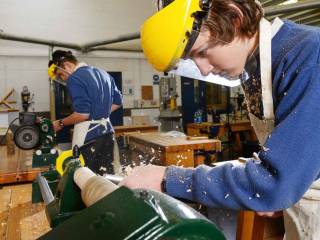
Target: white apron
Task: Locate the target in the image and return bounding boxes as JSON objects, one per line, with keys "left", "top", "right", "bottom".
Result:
{"left": 72, "top": 118, "right": 110, "bottom": 148}
{"left": 72, "top": 118, "right": 121, "bottom": 174}
{"left": 247, "top": 18, "right": 320, "bottom": 240}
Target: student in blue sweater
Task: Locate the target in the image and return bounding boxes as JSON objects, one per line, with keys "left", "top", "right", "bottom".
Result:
{"left": 48, "top": 50, "right": 123, "bottom": 175}
{"left": 121, "top": 0, "right": 320, "bottom": 238}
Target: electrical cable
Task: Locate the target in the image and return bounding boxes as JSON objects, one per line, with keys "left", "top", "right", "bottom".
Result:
{"left": 0, "top": 117, "right": 19, "bottom": 145}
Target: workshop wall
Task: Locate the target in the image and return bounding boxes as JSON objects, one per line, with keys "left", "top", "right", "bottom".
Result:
{"left": 0, "top": 0, "right": 183, "bottom": 125}
{"left": 0, "top": 54, "right": 167, "bottom": 106}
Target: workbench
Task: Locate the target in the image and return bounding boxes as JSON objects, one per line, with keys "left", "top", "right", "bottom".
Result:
{"left": 0, "top": 146, "right": 48, "bottom": 185}
{"left": 113, "top": 124, "right": 158, "bottom": 137}
{"left": 127, "top": 132, "right": 221, "bottom": 167}
{"left": 187, "top": 122, "right": 225, "bottom": 137}
{"left": 187, "top": 120, "right": 257, "bottom": 154}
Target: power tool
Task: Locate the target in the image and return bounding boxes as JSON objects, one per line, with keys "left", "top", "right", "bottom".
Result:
{"left": 36, "top": 146, "right": 225, "bottom": 240}
{"left": 11, "top": 112, "right": 58, "bottom": 167}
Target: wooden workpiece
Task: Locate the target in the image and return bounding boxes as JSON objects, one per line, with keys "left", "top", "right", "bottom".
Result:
{"left": 0, "top": 146, "right": 48, "bottom": 185}
{"left": 127, "top": 132, "right": 221, "bottom": 167}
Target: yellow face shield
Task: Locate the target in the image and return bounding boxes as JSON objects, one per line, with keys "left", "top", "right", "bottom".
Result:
{"left": 48, "top": 63, "right": 57, "bottom": 80}
{"left": 141, "top": 0, "right": 211, "bottom": 72}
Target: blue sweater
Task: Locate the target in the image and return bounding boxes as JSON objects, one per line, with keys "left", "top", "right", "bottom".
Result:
{"left": 67, "top": 66, "right": 123, "bottom": 142}
{"left": 166, "top": 21, "right": 320, "bottom": 211}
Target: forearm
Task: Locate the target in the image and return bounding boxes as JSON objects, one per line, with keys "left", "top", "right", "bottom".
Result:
{"left": 60, "top": 112, "right": 89, "bottom": 126}
{"left": 111, "top": 104, "right": 121, "bottom": 112}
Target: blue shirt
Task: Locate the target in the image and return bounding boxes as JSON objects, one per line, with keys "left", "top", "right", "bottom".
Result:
{"left": 67, "top": 65, "right": 122, "bottom": 142}
{"left": 166, "top": 21, "right": 320, "bottom": 211}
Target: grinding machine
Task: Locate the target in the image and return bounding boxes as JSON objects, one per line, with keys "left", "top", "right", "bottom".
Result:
{"left": 11, "top": 112, "right": 58, "bottom": 167}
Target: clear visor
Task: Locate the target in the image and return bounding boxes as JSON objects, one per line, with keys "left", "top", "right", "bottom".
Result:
{"left": 169, "top": 59, "right": 242, "bottom": 87}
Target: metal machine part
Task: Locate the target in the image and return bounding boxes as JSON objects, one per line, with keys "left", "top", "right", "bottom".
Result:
{"left": 37, "top": 174, "right": 55, "bottom": 205}
{"left": 55, "top": 149, "right": 85, "bottom": 175}
{"left": 11, "top": 112, "right": 58, "bottom": 167}
{"left": 14, "top": 125, "right": 40, "bottom": 150}
{"left": 21, "top": 86, "right": 34, "bottom": 112}
{"left": 104, "top": 174, "right": 123, "bottom": 184}
{"left": 159, "top": 75, "right": 183, "bottom": 131}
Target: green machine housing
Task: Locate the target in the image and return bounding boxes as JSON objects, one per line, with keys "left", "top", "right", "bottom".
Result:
{"left": 37, "top": 154, "right": 225, "bottom": 239}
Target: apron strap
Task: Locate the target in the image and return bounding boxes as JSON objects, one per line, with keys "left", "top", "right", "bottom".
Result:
{"left": 259, "top": 18, "right": 284, "bottom": 121}
{"left": 260, "top": 18, "right": 274, "bottom": 120}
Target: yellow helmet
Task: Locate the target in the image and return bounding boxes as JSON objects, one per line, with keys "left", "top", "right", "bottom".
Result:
{"left": 141, "top": 0, "right": 211, "bottom": 72}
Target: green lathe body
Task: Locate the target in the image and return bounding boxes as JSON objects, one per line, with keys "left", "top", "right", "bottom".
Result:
{"left": 41, "top": 186, "right": 224, "bottom": 240}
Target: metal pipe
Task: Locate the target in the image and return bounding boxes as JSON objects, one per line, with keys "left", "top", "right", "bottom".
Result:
{"left": 87, "top": 47, "right": 142, "bottom": 53}
{"left": 48, "top": 46, "right": 56, "bottom": 121}
{"left": 104, "top": 174, "right": 123, "bottom": 184}
{"left": 0, "top": 32, "right": 82, "bottom": 51}
{"left": 0, "top": 31, "right": 141, "bottom": 53}
{"left": 37, "top": 174, "right": 55, "bottom": 205}
{"left": 83, "top": 32, "right": 140, "bottom": 50}
{"left": 265, "top": 0, "right": 320, "bottom": 16}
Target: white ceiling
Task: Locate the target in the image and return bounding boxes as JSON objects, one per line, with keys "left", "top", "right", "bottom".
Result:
{"left": 0, "top": 0, "right": 156, "bottom": 52}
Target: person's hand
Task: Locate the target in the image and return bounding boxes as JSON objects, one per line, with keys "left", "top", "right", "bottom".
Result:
{"left": 119, "top": 165, "right": 166, "bottom": 192}
{"left": 52, "top": 120, "right": 63, "bottom": 132}
{"left": 256, "top": 211, "right": 282, "bottom": 218}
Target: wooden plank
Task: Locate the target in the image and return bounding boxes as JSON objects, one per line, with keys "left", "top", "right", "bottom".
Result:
{"left": 0, "top": 210, "right": 9, "bottom": 239}
{"left": 141, "top": 85, "right": 153, "bottom": 100}
{"left": 0, "top": 188, "right": 11, "bottom": 212}
{"left": 0, "top": 89, "right": 14, "bottom": 102}
{"left": 6, "top": 131, "right": 15, "bottom": 155}
{"left": 3, "top": 184, "right": 51, "bottom": 240}
{"left": 0, "top": 188, "right": 11, "bottom": 239}
{"left": 236, "top": 211, "right": 255, "bottom": 240}
{"left": 20, "top": 209, "right": 51, "bottom": 240}
{"left": 114, "top": 125, "right": 158, "bottom": 137}
{"left": 8, "top": 184, "right": 32, "bottom": 207}
{"left": 0, "top": 109, "right": 19, "bottom": 112}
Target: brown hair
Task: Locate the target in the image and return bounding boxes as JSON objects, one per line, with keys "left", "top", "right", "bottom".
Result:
{"left": 203, "top": 0, "right": 263, "bottom": 45}
{"left": 52, "top": 50, "right": 78, "bottom": 66}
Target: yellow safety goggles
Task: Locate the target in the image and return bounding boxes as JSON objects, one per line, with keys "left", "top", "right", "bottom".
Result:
{"left": 48, "top": 63, "right": 57, "bottom": 80}
{"left": 48, "top": 63, "right": 70, "bottom": 80}
{"left": 141, "top": 0, "right": 211, "bottom": 72}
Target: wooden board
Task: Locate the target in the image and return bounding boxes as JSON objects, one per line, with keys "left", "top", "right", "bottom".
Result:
{"left": 0, "top": 184, "right": 51, "bottom": 240}
{"left": 141, "top": 85, "right": 153, "bottom": 100}
{"left": 0, "top": 146, "right": 48, "bottom": 184}
{"left": 114, "top": 125, "right": 158, "bottom": 137}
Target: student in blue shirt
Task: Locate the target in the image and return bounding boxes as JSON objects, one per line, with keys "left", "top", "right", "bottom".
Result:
{"left": 121, "top": 0, "right": 320, "bottom": 238}
{"left": 48, "top": 50, "right": 122, "bottom": 175}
